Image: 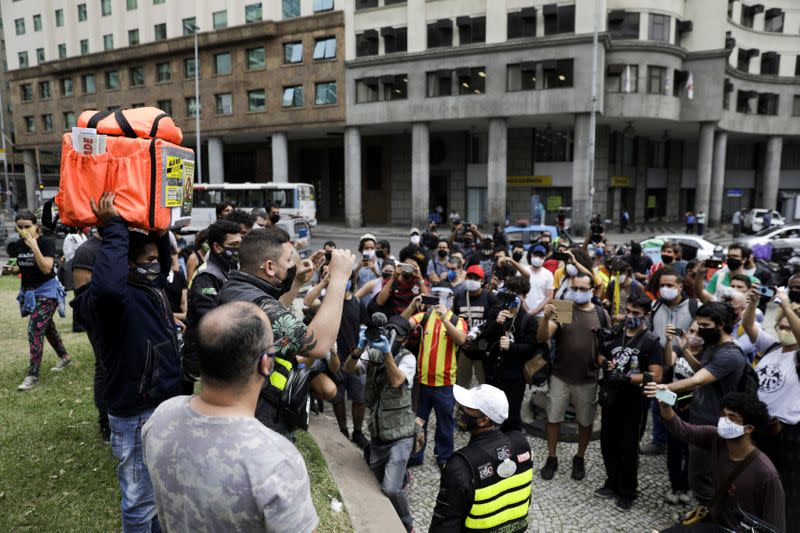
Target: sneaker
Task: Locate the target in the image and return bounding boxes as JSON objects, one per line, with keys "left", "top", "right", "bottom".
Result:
{"left": 594, "top": 486, "right": 616, "bottom": 499}
{"left": 678, "top": 491, "right": 693, "bottom": 504}
{"left": 571, "top": 455, "right": 586, "bottom": 481}
{"left": 540, "top": 456, "right": 558, "bottom": 480}
{"left": 615, "top": 497, "right": 634, "bottom": 511}
{"left": 51, "top": 358, "right": 72, "bottom": 371}
{"left": 665, "top": 490, "right": 680, "bottom": 505}
{"left": 352, "top": 431, "right": 370, "bottom": 449}
{"left": 640, "top": 441, "right": 666, "bottom": 455}
{"left": 17, "top": 375, "right": 39, "bottom": 390}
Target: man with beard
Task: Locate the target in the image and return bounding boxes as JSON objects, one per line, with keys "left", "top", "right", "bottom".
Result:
{"left": 649, "top": 242, "right": 686, "bottom": 278}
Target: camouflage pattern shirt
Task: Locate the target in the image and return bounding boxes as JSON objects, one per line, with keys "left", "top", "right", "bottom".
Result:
{"left": 142, "top": 396, "right": 319, "bottom": 533}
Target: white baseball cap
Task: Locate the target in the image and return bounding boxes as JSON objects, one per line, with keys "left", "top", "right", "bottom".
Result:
{"left": 453, "top": 384, "right": 509, "bottom": 425}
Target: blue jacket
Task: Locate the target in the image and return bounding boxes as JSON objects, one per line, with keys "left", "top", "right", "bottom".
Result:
{"left": 77, "top": 217, "right": 181, "bottom": 417}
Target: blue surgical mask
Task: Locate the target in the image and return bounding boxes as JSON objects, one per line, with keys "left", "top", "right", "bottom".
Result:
{"left": 447, "top": 269, "right": 457, "bottom": 282}
{"left": 570, "top": 290, "right": 592, "bottom": 305}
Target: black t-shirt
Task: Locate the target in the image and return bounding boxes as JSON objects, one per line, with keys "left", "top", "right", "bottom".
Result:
{"left": 454, "top": 289, "right": 496, "bottom": 358}
{"left": 691, "top": 342, "right": 746, "bottom": 425}
{"left": 337, "top": 296, "right": 366, "bottom": 357}
{"left": 163, "top": 269, "right": 187, "bottom": 314}
{"left": 72, "top": 236, "right": 103, "bottom": 272}
{"left": 15, "top": 236, "right": 56, "bottom": 288}
{"left": 608, "top": 328, "right": 664, "bottom": 391}
{"left": 623, "top": 253, "right": 653, "bottom": 275}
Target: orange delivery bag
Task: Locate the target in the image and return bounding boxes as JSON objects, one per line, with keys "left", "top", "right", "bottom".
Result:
{"left": 56, "top": 108, "right": 194, "bottom": 231}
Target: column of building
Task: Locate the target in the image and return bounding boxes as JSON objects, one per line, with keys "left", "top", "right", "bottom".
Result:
{"left": 344, "top": 127, "right": 362, "bottom": 228}
{"left": 571, "top": 113, "right": 592, "bottom": 234}
{"left": 709, "top": 131, "right": 728, "bottom": 227}
{"left": 23, "top": 150, "right": 36, "bottom": 211}
{"left": 762, "top": 136, "right": 783, "bottom": 211}
{"left": 694, "top": 122, "right": 716, "bottom": 220}
{"left": 271, "top": 132, "right": 289, "bottom": 183}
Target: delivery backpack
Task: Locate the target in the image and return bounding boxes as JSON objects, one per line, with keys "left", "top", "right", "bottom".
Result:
{"left": 56, "top": 107, "right": 194, "bottom": 231}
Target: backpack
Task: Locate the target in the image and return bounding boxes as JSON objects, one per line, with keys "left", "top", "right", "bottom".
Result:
{"left": 709, "top": 342, "right": 759, "bottom": 397}
{"left": 650, "top": 297, "right": 699, "bottom": 319}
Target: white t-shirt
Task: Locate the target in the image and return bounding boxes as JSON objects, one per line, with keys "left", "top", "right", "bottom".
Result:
{"left": 525, "top": 266, "right": 554, "bottom": 316}
{"left": 755, "top": 331, "right": 800, "bottom": 425}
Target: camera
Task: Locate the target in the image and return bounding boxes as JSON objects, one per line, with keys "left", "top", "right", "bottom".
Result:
{"left": 466, "top": 325, "right": 481, "bottom": 342}
{"left": 364, "top": 312, "right": 388, "bottom": 343}
{"left": 594, "top": 327, "right": 618, "bottom": 357}
{"left": 496, "top": 291, "right": 521, "bottom": 311}
{"left": 590, "top": 214, "right": 605, "bottom": 243}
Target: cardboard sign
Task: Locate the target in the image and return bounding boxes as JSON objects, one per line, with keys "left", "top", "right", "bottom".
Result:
{"left": 552, "top": 299, "right": 573, "bottom": 324}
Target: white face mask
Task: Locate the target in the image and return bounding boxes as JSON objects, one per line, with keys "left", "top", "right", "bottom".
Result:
{"left": 569, "top": 290, "right": 592, "bottom": 305}
{"left": 777, "top": 329, "right": 796, "bottom": 347}
{"left": 531, "top": 257, "right": 544, "bottom": 268}
{"left": 464, "top": 279, "right": 482, "bottom": 292}
{"left": 566, "top": 264, "right": 579, "bottom": 277}
{"left": 717, "top": 416, "right": 747, "bottom": 440}
{"left": 410, "top": 235, "right": 420, "bottom": 245}
{"left": 618, "top": 274, "right": 627, "bottom": 285}
{"left": 660, "top": 287, "right": 679, "bottom": 301}
{"left": 362, "top": 249, "right": 376, "bottom": 259}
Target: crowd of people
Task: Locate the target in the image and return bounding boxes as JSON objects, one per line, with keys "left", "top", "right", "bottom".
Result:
{"left": 6, "top": 198, "right": 798, "bottom": 533}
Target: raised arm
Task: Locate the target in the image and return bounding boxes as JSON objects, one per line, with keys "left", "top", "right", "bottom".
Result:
{"left": 302, "top": 249, "right": 355, "bottom": 358}
{"left": 743, "top": 288, "right": 760, "bottom": 342}
{"left": 694, "top": 265, "right": 714, "bottom": 303}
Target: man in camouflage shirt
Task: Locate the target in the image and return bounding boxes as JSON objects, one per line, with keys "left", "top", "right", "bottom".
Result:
{"left": 143, "top": 302, "right": 319, "bottom": 533}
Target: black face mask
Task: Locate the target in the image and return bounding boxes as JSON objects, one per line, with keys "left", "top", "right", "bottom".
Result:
{"left": 661, "top": 255, "right": 674, "bottom": 264}
{"left": 132, "top": 261, "right": 160, "bottom": 285}
{"left": 463, "top": 239, "right": 474, "bottom": 248}
{"left": 279, "top": 265, "right": 297, "bottom": 295}
{"left": 375, "top": 249, "right": 385, "bottom": 260}
{"left": 437, "top": 249, "right": 448, "bottom": 259}
{"left": 269, "top": 213, "right": 280, "bottom": 224}
{"left": 726, "top": 258, "right": 742, "bottom": 271}
{"left": 220, "top": 247, "right": 239, "bottom": 267}
{"left": 456, "top": 406, "right": 481, "bottom": 432}
{"left": 789, "top": 289, "right": 800, "bottom": 304}
{"left": 512, "top": 252, "right": 524, "bottom": 262}
{"left": 697, "top": 326, "right": 722, "bottom": 346}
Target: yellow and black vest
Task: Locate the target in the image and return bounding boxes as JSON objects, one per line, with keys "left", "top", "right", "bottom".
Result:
{"left": 457, "top": 430, "right": 533, "bottom": 532}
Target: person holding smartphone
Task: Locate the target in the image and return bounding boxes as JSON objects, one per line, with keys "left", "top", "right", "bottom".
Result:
{"left": 10, "top": 210, "right": 71, "bottom": 390}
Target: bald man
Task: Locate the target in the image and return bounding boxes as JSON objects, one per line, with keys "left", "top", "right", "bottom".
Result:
{"left": 143, "top": 302, "right": 319, "bottom": 533}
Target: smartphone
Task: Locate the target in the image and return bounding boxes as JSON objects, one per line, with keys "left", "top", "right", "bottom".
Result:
{"left": 756, "top": 285, "right": 776, "bottom": 298}
{"left": 298, "top": 228, "right": 308, "bottom": 239}
{"left": 421, "top": 295, "right": 439, "bottom": 306}
{"left": 642, "top": 372, "right": 654, "bottom": 387}
{"left": 673, "top": 327, "right": 684, "bottom": 338}
{"left": 704, "top": 259, "right": 723, "bottom": 269}
{"left": 551, "top": 252, "right": 569, "bottom": 261}
{"left": 399, "top": 263, "right": 414, "bottom": 274}
{"left": 655, "top": 388, "right": 678, "bottom": 406}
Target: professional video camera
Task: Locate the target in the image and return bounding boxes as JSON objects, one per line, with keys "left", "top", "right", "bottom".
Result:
{"left": 594, "top": 326, "right": 618, "bottom": 358}
{"left": 364, "top": 312, "right": 389, "bottom": 343}
{"left": 590, "top": 214, "right": 605, "bottom": 243}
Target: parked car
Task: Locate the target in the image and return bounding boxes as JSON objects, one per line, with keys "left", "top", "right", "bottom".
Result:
{"left": 740, "top": 224, "right": 800, "bottom": 247}
{"left": 743, "top": 208, "right": 785, "bottom": 233}
{"left": 503, "top": 224, "right": 572, "bottom": 251}
{"left": 640, "top": 234, "right": 720, "bottom": 262}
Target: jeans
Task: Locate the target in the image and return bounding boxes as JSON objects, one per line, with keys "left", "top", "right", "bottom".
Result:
{"left": 108, "top": 409, "right": 162, "bottom": 533}
{"left": 409, "top": 385, "right": 455, "bottom": 466}
{"left": 369, "top": 437, "right": 414, "bottom": 532}
{"left": 650, "top": 398, "right": 668, "bottom": 447}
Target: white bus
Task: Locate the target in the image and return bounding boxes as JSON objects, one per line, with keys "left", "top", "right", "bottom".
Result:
{"left": 188, "top": 182, "right": 317, "bottom": 231}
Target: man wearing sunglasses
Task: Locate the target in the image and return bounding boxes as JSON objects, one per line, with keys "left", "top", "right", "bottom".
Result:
{"left": 144, "top": 301, "right": 319, "bottom": 533}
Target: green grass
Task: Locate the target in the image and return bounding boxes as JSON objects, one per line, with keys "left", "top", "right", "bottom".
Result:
{"left": 0, "top": 276, "right": 351, "bottom": 532}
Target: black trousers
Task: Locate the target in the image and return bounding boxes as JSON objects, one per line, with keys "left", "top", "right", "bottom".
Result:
{"left": 490, "top": 376, "right": 525, "bottom": 433}
{"left": 600, "top": 389, "right": 646, "bottom": 499}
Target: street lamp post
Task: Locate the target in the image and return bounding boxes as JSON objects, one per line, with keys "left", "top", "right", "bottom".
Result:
{"left": 185, "top": 23, "right": 203, "bottom": 184}
{"left": 587, "top": 0, "right": 599, "bottom": 227}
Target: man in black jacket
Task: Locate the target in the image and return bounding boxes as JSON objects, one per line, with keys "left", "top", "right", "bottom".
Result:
{"left": 483, "top": 276, "right": 542, "bottom": 432}
{"left": 78, "top": 193, "right": 182, "bottom": 533}
{"left": 181, "top": 218, "right": 241, "bottom": 387}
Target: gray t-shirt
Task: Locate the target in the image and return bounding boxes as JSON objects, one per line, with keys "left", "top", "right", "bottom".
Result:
{"left": 690, "top": 342, "right": 746, "bottom": 425}
{"left": 142, "top": 396, "right": 319, "bottom": 533}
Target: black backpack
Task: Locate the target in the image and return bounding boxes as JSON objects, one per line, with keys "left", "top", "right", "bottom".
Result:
{"left": 710, "top": 342, "right": 759, "bottom": 397}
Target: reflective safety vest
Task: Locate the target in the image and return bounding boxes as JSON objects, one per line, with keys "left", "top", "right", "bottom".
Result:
{"left": 457, "top": 430, "right": 533, "bottom": 532}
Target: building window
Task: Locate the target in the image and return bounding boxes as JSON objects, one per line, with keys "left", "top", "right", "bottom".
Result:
{"left": 764, "top": 8, "right": 783, "bottom": 33}
{"left": 456, "top": 67, "right": 486, "bottom": 94}
{"left": 427, "top": 19, "right": 453, "bottom": 48}
{"left": 21, "top": 84, "right": 33, "bottom": 101}
{"left": 36, "top": 48, "right": 45, "bottom": 64}
{"left": 61, "top": 78, "right": 73, "bottom": 97}
{"left": 507, "top": 8, "right": 536, "bottom": 39}
{"left": 247, "top": 3, "right": 264, "bottom": 22}
{"left": 182, "top": 17, "right": 196, "bottom": 35}
{"left": 100, "top": 0, "right": 111, "bottom": 16}
{"left": 760, "top": 52, "right": 780, "bottom": 75}
{"left": 793, "top": 95, "right": 800, "bottom": 117}
{"left": 131, "top": 103, "right": 145, "bottom": 109}
{"left": 42, "top": 114, "right": 54, "bottom": 132}
{"left": 80, "top": 39, "right": 89, "bottom": 55}
{"left": 184, "top": 57, "right": 197, "bottom": 78}
{"left": 78, "top": 4, "right": 87, "bottom": 22}
{"left": 245, "top": 47, "right": 265, "bottom": 70}
{"left": 129, "top": 29, "right": 140, "bottom": 45}
{"left": 154, "top": 23, "right": 167, "bottom": 40}
{"left": 737, "top": 49, "right": 753, "bottom": 71}
{"left": 740, "top": 5, "right": 756, "bottom": 28}
{"left": 82, "top": 74, "right": 96, "bottom": 94}
{"left": 507, "top": 63, "right": 538, "bottom": 91}
{"left": 608, "top": 11, "right": 639, "bottom": 39}
{"left": 383, "top": 75, "right": 407, "bottom": 100}
{"left": 426, "top": 70, "right": 453, "bottom": 97}
{"left": 55, "top": 9, "right": 64, "bottom": 27}
{"left": 129, "top": 66, "right": 145, "bottom": 86}
{"left": 157, "top": 99, "right": 172, "bottom": 115}
{"left": 356, "top": 31, "right": 379, "bottom": 56}
{"left": 214, "top": 52, "right": 231, "bottom": 75}
{"left": 33, "top": 14, "right": 42, "bottom": 32}
{"left": 18, "top": 52, "right": 29, "bottom": 68}
{"left": 106, "top": 70, "right": 120, "bottom": 89}
{"left": 154, "top": 0, "right": 165, "bottom": 4}
{"left": 315, "top": 81, "right": 337, "bottom": 105}
{"left": 186, "top": 97, "right": 199, "bottom": 117}
{"left": 25, "top": 116, "right": 35, "bottom": 133}
{"left": 543, "top": 4, "right": 575, "bottom": 35}
{"left": 647, "top": 66, "right": 666, "bottom": 94}
{"left": 213, "top": 10, "right": 227, "bottom": 29}
{"left": 15, "top": 18, "right": 25, "bottom": 35}
{"left": 542, "top": 59, "right": 573, "bottom": 88}
{"left": 103, "top": 34, "right": 114, "bottom": 50}
{"left": 356, "top": 0, "right": 378, "bottom": 9}
{"left": 796, "top": 56, "right": 800, "bottom": 76}
{"left": 356, "top": 78, "right": 379, "bottom": 103}
{"left": 605, "top": 64, "right": 638, "bottom": 93}
{"left": 64, "top": 111, "right": 76, "bottom": 129}
{"left": 534, "top": 128, "right": 573, "bottom": 162}
{"left": 127, "top": 0, "right": 138, "bottom": 10}
{"left": 457, "top": 16, "right": 486, "bottom": 45}
{"left": 314, "top": 0, "right": 333, "bottom": 11}
{"left": 757, "top": 93, "right": 779, "bottom": 115}
{"left": 248, "top": 89, "right": 266, "bottom": 112}
{"left": 283, "top": 85, "right": 304, "bottom": 108}
{"left": 39, "top": 81, "right": 52, "bottom": 99}
{"left": 283, "top": 42, "right": 303, "bottom": 64}
{"left": 215, "top": 93, "right": 233, "bottom": 115}
{"left": 648, "top": 14, "right": 669, "bottom": 42}
{"left": 58, "top": 44, "right": 67, "bottom": 58}
{"left": 736, "top": 90, "right": 754, "bottom": 113}
{"left": 313, "top": 37, "right": 336, "bottom": 60}
{"left": 382, "top": 27, "right": 407, "bottom": 53}
{"left": 156, "top": 62, "right": 171, "bottom": 82}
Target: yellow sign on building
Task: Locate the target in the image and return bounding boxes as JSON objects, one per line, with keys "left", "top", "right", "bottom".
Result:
{"left": 610, "top": 175, "right": 633, "bottom": 188}
{"left": 507, "top": 175, "right": 553, "bottom": 187}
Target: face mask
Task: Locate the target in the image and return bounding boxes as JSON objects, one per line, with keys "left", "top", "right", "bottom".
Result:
{"left": 717, "top": 416, "right": 746, "bottom": 440}
{"left": 659, "top": 287, "right": 679, "bottom": 302}
{"left": 618, "top": 274, "right": 627, "bottom": 285}
{"left": 778, "top": 329, "right": 796, "bottom": 347}
{"left": 324, "top": 251, "right": 332, "bottom": 261}
{"left": 133, "top": 261, "right": 161, "bottom": 284}
{"left": 375, "top": 249, "right": 386, "bottom": 260}
{"left": 570, "top": 290, "right": 592, "bottom": 305}
{"left": 279, "top": 265, "right": 297, "bottom": 295}
{"left": 381, "top": 271, "right": 393, "bottom": 280}
{"left": 482, "top": 248, "right": 492, "bottom": 257}
{"left": 362, "top": 249, "right": 376, "bottom": 259}
{"left": 625, "top": 315, "right": 644, "bottom": 330}
{"left": 686, "top": 334, "right": 704, "bottom": 349}
{"left": 661, "top": 255, "right": 674, "bottom": 264}
{"left": 464, "top": 279, "right": 482, "bottom": 292}
{"left": 447, "top": 269, "right": 457, "bottom": 282}
{"left": 437, "top": 249, "right": 448, "bottom": 259}
{"left": 269, "top": 213, "right": 280, "bottom": 224}
{"left": 726, "top": 258, "right": 742, "bottom": 271}
{"left": 788, "top": 289, "right": 800, "bottom": 304}
{"left": 463, "top": 238, "right": 474, "bottom": 248}
{"left": 410, "top": 235, "right": 420, "bottom": 245}
{"left": 221, "top": 247, "right": 239, "bottom": 266}
{"left": 697, "top": 326, "right": 722, "bottom": 345}
{"left": 595, "top": 248, "right": 605, "bottom": 257}
{"left": 531, "top": 257, "right": 544, "bottom": 268}
{"left": 512, "top": 252, "right": 524, "bottom": 262}
{"left": 456, "top": 406, "right": 481, "bottom": 432}
{"left": 566, "top": 264, "right": 579, "bottom": 277}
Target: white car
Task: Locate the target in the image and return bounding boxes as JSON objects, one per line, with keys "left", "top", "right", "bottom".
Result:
{"left": 640, "top": 234, "right": 720, "bottom": 262}
{"left": 743, "top": 208, "right": 784, "bottom": 233}
{"left": 740, "top": 224, "right": 800, "bottom": 247}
